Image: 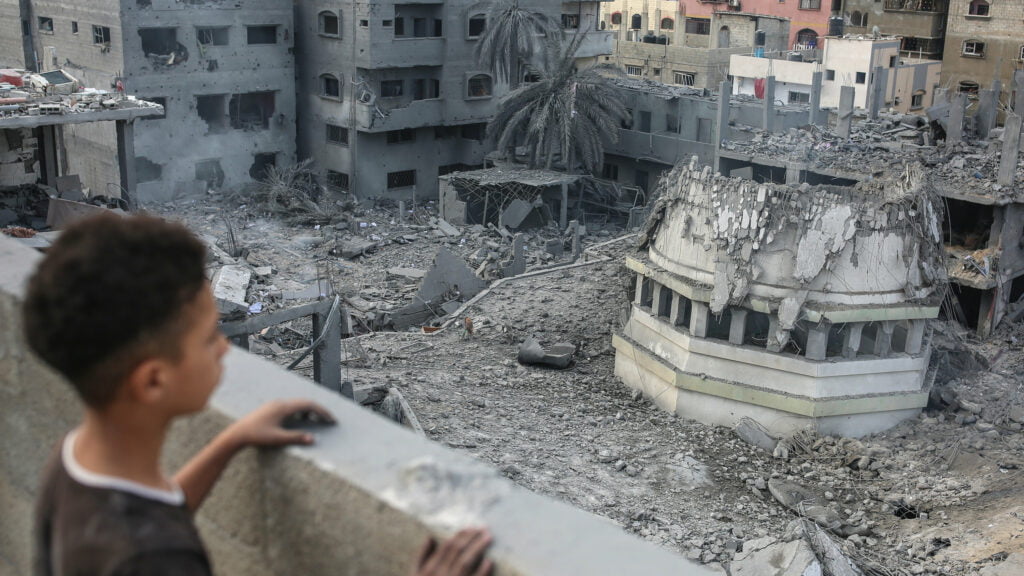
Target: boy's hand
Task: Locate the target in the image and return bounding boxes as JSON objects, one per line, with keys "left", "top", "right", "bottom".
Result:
{"left": 412, "top": 528, "right": 493, "bottom": 576}
{"left": 225, "top": 399, "right": 336, "bottom": 448}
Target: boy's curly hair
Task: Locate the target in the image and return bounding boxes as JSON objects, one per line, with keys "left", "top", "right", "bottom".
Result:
{"left": 23, "top": 213, "right": 207, "bottom": 407}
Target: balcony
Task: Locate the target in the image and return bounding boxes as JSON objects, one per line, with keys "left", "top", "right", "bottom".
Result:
{"left": 0, "top": 234, "right": 716, "bottom": 576}
{"left": 883, "top": 0, "right": 947, "bottom": 13}
{"left": 563, "top": 29, "right": 614, "bottom": 58}
{"left": 356, "top": 97, "right": 444, "bottom": 132}
{"left": 355, "top": 36, "right": 445, "bottom": 69}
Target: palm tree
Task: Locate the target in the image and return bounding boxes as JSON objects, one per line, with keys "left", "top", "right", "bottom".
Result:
{"left": 475, "top": 0, "right": 560, "bottom": 91}
{"left": 487, "top": 33, "right": 628, "bottom": 174}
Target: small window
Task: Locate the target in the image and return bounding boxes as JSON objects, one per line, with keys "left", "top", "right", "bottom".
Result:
{"left": 383, "top": 20, "right": 393, "bottom": 27}
{"left": 652, "top": 68, "right": 661, "bottom": 76}
{"left": 71, "top": 21, "right": 79, "bottom": 34}
{"left": 326, "top": 123, "right": 348, "bottom": 145}
{"left": 386, "top": 128, "right": 416, "bottom": 144}
{"left": 360, "top": 19, "right": 369, "bottom": 27}
{"left": 247, "top": 25, "right": 277, "bottom": 44}
{"left": 1020, "top": 45, "right": 1024, "bottom": 60}
{"left": 610, "top": 12, "right": 622, "bottom": 26}
{"left": 666, "top": 114, "right": 679, "bottom": 133}
{"left": 467, "top": 74, "right": 492, "bottom": 98}
{"left": 631, "top": 14, "right": 642, "bottom": 30}
{"left": 395, "top": 17, "right": 406, "bottom": 36}
{"left": 788, "top": 91, "right": 810, "bottom": 104}
{"left": 962, "top": 40, "right": 985, "bottom": 57}
{"left": 968, "top": 0, "right": 989, "bottom": 16}
{"left": 38, "top": 17, "right": 53, "bottom": 34}
{"left": 380, "top": 80, "right": 403, "bottom": 97}
{"left": 93, "top": 25, "right": 111, "bottom": 45}
{"left": 561, "top": 14, "right": 580, "bottom": 29}
{"left": 319, "top": 11, "right": 340, "bottom": 36}
{"left": 320, "top": 74, "right": 341, "bottom": 99}
{"left": 326, "top": 170, "right": 350, "bottom": 192}
{"left": 825, "top": 69, "right": 836, "bottom": 80}
{"left": 197, "top": 27, "right": 229, "bottom": 46}
{"left": 889, "top": 55, "right": 897, "bottom": 67}
{"left": 387, "top": 169, "right": 416, "bottom": 189}
{"left": 910, "top": 90, "right": 925, "bottom": 109}
{"left": 673, "top": 71, "right": 695, "bottom": 86}
{"left": 798, "top": 0, "right": 821, "bottom": 9}
{"left": 468, "top": 14, "right": 486, "bottom": 38}
{"left": 460, "top": 123, "right": 486, "bottom": 141}
{"left": 661, "top": 18, "right": 674, "bottom": 30}
{"left": 855, "top": 71, "right": 866, "bottom": 84}
{"left": 601, "top": 163, "right": 619, "bottom": 180}
{"left": 626, "top": 65, "right": 643, "bottom": 76}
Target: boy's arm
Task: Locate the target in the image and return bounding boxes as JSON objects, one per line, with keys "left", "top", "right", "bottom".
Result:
{"left": 174, "top": 399, "right": 335, "bottom": 512}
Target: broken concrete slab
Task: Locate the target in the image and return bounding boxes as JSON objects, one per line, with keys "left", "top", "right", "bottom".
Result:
{"left": 391, "top": 248, "right": 486, "bottom": 330}
{"left": 337, "top": 238, "right": 377, "bottom": 259}
{"left": 433, "top": 217, "right": 461, "bottom": 237}
{"left": 734, "top": 417, "right": 779, "bottom": 453}
{"left": 212, "top": 265, "right": 252, "bottom": 315}
{"left": 979, "top": 553, "right": 1024, "bottom": 576}
{"left": 387, "top": 267, "right": 427, "bottom": 280}
{"left": 768, "top": 479, "right": 842, "bottom": 531}
{"left": 729, "top": 536, "right": 822, "bottom": 576}
{"left": 517, "top": 335, "right": 575, "bottom": 369}
{"left": 500, "top": 199, "right": 536, "bottom": 230}
{"left": 45, "top": 197, "right": 120, "bottom": 230}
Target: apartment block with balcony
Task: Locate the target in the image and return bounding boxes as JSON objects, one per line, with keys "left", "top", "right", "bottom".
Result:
{"left": 600, "top": 0, "right": 791, "bottom": 91}
{"left": 941, "top": 0, "right": 1024, "bottom": 105}
{"left": 11, "top": 0, "right": 296, "bottom": 202}
{"left": 836, "top": 0, "right": 947, "bottom": 59}
{"left": 295, "top": 1, "right": 613, "bottom": 202}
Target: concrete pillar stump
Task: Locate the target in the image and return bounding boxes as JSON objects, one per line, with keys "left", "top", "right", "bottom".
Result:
{"left": 874, "top": 321, "right": 895, "bottom": 358}
{"left": 728, "top": 308, "right": 748, "bottom": 346}
{"left": 905, "top": 319, "right": 926, "bottom": 355}
{"left": 805, "top": 324, "right": 829, "bottom": 361}
{"left": 842, "top": 323, "right": 863, "bottom": 359}
{"left": 690, "top": 301, "right": 709, "bottom": 338}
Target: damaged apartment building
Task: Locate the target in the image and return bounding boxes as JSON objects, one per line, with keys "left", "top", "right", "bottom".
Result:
{"left": 294, "top": 1, "right": 613, "bottom": 201}
{"left": 3, "top": 0, "right": 296, "bottom": 201}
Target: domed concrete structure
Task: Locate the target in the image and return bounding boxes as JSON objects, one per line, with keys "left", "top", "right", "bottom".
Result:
{"left": 613, "top": 158, "right": 945, "bottom": 438}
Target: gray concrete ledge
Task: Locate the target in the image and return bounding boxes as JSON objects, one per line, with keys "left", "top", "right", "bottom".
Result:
{"left": 0, "top": 235, "right": 712, "bottom": 576}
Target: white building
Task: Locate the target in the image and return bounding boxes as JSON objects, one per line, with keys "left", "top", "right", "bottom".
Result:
{"left": 730, "top": 36, "right": 941, "bottom": 114}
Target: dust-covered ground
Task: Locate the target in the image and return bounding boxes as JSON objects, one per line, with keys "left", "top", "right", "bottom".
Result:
{"left": 155, "top": 194, "right": 1024, "bottom": 576}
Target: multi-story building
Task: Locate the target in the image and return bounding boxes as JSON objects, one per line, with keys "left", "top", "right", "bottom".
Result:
{"left": 295, "top": 1, "right": 614, "bottom": 202}
{"left": 730, "top": 36, "right": 942, "bottom": 113}
{"left": 836, "top": 0, "right": 948, "bottom": 59}
{"left": 7, "top": 0, "right": 296, "bottom": 202}
{"left": 601, "top": 8, "right": 790, "bottom": 91}
{"left": 942, "top": 0, "right": 1024, "bottom": 103}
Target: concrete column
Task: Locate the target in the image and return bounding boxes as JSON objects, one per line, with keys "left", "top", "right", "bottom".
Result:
{"left": 634, "top": 274, "right": 646, "bottom": 306}
{"left": 40, "top": 125, "right": 58, "bottom": 186}
{"left": 651, "top": 282, "right": 665, "bottom": 317}
{"left": 560, "top": 182, "right": 568, "bottom": 229}
{"left": 904, "top": 319, "right": 926, "bottom": 355}
{"left": 808, "top": 70, "right": 823, "bottom": 126}
{"left": 868, "top": 66, "right": 886, "bottom": 120}
{"left": 670, "top": 294, "right": 689, "bottom": 327}
{"left": 805, "top": 324, "right": 829, "bottom": 361}
{"left": 690, "top": 301, "right": 709, "bottom": 338}
{"left": 766, "top": 315, "right": 790, "bottom": 353}
{"left": 762, "top": 76, "right": 776, "bottom": 132}
{"left": 713, "top": 80, "right": 731, "bottom": 174}
{"left": 842, "top": 322, "right": 863, "bottom": 359}
{"left": 873, "top": 321, "right": 895, "bottom": 358}
{"left": 947, "top": 93, "right": 965, "bottom": 144}
{"left": 785, "top": 163, "right": 802, "bottom": 185}
{"left": 836, "top": 86, "right": 855, "bottom": 138}
{"left": 570, "top": 219, "right": 582, "bottom": 260}
{"left": 511, "top": 233, "right": 526, "bottom": 276}
{"left": 1014, "top": 70, "right": 1024, "bottom": 115}
{"left": 312, "top": 301, "right": 343, "bottom": 395}
{"left": 998, "top": 113, "right": 1021, "bottom": 187}
{"left": 728, "top": 308, "right": 748, "bottom": 346}
{"left": 673, "top": 5, "right": 685, "bottom": 46}
{"left": 977, "top": 289, "right": 996, "bottom": 338}
{"left": 115, "top": 120, "right": 137, "bottom": 208}
{"left": 976, "top": 81, "right": 1000, "bottom": 138}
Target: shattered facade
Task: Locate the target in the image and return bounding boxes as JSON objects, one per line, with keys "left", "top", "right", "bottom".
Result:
{"left": 614, "top": 158, "right": 944, "bottom": 437}
{"left": 9, "top": 0, "right": 296, "bottom": 201}
{"left": 295, "top": 1, "right": 612, "bottom": 202}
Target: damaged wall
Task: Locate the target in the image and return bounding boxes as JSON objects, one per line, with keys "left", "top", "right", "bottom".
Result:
{"left": 616, "top": 157, "right": 944, "bottom": 437}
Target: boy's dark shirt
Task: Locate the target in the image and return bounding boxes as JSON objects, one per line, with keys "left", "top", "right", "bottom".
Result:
{"left": 34, "top": 432, "right": 212, "bottom": 576}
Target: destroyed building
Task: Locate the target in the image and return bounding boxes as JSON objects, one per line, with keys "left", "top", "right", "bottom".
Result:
{"left": 3, "top": 0, "right": 297, "bottom": 201}
{"left": 614, "top": 158, "right": 945, "bottom": 438}
{"left": 294, "top": 0, "right": 613, "bottom": 202}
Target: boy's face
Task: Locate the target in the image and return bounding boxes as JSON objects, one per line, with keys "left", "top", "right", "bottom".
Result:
{"left": 163, "top": 285, "right": 229, "bottom": 415}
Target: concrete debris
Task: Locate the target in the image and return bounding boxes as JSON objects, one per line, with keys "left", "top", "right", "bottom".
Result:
{"left": 729, "top": 536, "right": 822, "bottom": 576}
{"left": 768, "top": 479, "right": 843, "bottom": 532}
{"left": 391, "top": 248, "right": 486, "bottom": 330}
{"left": 517, "top": 335, "right": 575, "bottom": 369}
{"left": 336, "top": 238, "right": 377, "bottom": 259}
{"left": 211, "top": 265, "right": 252, "bottom": 315}
{"left": 387, "top": 267, "right": 427, "bottom": 280}
{"left": 734, "top": 418, "right": 779, "bottom": 453}
{"left": 979, "top": 553, "right": 1024, "bottom": 576}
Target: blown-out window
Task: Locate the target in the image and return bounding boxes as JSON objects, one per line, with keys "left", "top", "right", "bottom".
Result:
{"left": 467, "top": 74, "right": 492, "bottom": 98}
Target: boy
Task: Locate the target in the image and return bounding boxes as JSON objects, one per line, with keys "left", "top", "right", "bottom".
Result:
{"left": 23, "top": 213, "right": 492, "bottom": 576}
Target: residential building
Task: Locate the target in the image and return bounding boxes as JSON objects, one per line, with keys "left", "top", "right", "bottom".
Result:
{"left": 942, "top": 0, "right": 1024, "bottom": 104}
{"left": 295, "top": 1, "right": 614, "bottom": 202}
{"left": 730, "top": 36, "right": 942, "bottom": 113}
{"left": 600, "top": 5, "right": 791, "bottom": 91}
{"left": 8, "top": 0, "right": 296, "bottom": 202}
{"left": 836, "top": 0, "right": 948, "bottom": 59}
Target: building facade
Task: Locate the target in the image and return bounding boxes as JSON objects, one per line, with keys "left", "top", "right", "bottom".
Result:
{"left": 836, "top": 0, "right": 948, "bottom": 59}
{"left": 730, "top": 36, "right": 942, "bottom": 113}
{"left": 9, "top": 0, "right": 296, "bottom": 202}
{"left": 942, "top": 0, "right": 1024, "bottom": 104}
{"left": 295, "top": 1, "right": 614, "bottom": 202}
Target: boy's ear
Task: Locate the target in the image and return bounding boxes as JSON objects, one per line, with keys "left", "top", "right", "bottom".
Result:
{"left": 124, "top": 358, "right": 173, "bottom": 405}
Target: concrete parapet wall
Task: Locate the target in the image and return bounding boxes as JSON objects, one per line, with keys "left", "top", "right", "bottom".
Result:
{"left": 0, "top": 235, "right": 710, "bottom": 576}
